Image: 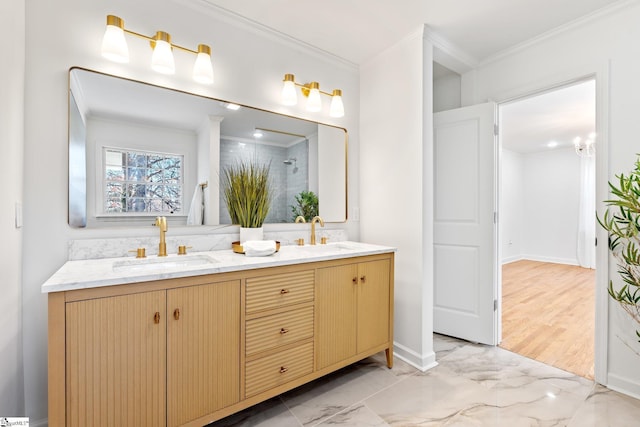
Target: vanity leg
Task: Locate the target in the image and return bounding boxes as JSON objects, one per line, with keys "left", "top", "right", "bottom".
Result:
{"left": 385, "top": 347, "right": 393, "bottom": 368}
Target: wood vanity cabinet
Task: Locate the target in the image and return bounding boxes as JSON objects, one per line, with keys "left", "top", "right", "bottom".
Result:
{"left": 244, "top": 270, "right": 315, "bottom": 398}
{"left": 56, "top": 280, "right": 240, "bottom": 427}
{"left": 167, "top": 281, "right": 240, "bottom": 426}
{"left": 64, "top": 290, "right": 168, "bottom": 427}
{"left": 316, "top": 258, "right": 392, "bottom": 370}
{"left": 48, "top": 253, "right": 394, "bottom": 427}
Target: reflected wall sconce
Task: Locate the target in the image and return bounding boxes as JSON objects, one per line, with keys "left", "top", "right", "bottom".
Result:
{"left": 101, "top": 15, "right": 214, "bottom": 85}
{"left": 281, "top": 74, "right": 344, "bottom": 118}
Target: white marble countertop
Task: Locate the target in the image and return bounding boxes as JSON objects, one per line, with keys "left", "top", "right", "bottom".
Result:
{"left": 42, "top": 241, "right": 396, "bottom": 293}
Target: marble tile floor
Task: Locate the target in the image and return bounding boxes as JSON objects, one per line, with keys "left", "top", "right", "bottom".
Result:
{"left": 207, "top": 334, "right": 640, "bottom": 426}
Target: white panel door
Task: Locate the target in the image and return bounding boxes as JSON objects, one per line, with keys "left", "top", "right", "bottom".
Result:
{"left": 433, "top": 102, "right": 497, "bottom": 345}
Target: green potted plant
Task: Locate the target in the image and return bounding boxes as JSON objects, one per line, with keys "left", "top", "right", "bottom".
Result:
{"left": 290, "top": 190, "right": 319, "bottom": 222}
{"left": 222, "top": 159, "right": 272, "bottom": 243}
{"left": 598, "top": 155, "right": 640, "bottom": 342}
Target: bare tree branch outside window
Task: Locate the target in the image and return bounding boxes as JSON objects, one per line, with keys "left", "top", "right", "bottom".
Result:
{"left": 104, "top": 148, "right": 183, "bottom": 214}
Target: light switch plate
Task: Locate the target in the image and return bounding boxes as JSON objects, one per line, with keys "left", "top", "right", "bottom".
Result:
{"left": 352, "top": 207, "right": 360, "bottom": 221}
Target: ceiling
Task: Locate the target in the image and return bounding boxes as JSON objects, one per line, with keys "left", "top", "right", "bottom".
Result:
{"left": 199, "top": 0, "right": 610, "bottom": 155}
{"left": 201, "top": 0, "right": 624, "bottom": 65}
{"left": 500, "top": 80, "right": 596, "bottom": 154}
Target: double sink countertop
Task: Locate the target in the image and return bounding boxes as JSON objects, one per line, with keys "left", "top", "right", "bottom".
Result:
{"left": 42, "top": 241, "right": 396, "bottom": 293}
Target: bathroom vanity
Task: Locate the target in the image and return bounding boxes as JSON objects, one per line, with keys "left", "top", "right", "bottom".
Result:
{"left": 43, "top": 242, "right": 395, "bottom": 427}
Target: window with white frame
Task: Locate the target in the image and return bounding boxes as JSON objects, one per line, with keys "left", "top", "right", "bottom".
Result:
{"left": 103, "top": 148, "right": 183, "bottom": 214}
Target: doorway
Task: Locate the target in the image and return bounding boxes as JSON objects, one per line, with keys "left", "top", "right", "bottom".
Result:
{"left": 497, "top": 79, "right": 597, "bottom": 379}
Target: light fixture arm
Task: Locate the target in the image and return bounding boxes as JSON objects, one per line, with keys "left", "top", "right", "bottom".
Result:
{"left": 295, "top": 82, "right": 335, "bottom": 98}
{"left": 121, "top": 28, "right": 200, "bottom": 55}
{"left": 102, "top": 15, "right": 214, "bottom": 84}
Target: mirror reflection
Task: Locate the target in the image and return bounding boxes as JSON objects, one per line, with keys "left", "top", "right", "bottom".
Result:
{"left": 68, "top": 68, "right": 347, "bottom": 228}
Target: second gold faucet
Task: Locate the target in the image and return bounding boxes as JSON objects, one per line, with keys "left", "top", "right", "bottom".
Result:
{"left": 310, "top": 216, "right": 324, "bottom": 245}
{"left": 154, "top": 216, "right": 168, "bottom": 256}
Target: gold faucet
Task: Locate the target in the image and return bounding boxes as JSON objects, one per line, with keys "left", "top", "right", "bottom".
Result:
{"left": 154, "top": 216, "right": 168, "bottom": 256}
{"left": 310, "top": 216, "right": 324, "bottom": 245}
{"left": 295, "top": 216, "right": 306, "bottom": 223}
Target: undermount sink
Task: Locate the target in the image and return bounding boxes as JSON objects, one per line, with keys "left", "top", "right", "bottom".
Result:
{"left": 112, "top": 254, "right": 219, "bottom": 272}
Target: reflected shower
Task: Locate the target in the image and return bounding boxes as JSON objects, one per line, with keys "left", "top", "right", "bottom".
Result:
{"left": 283, "top": 158, "right": 297, "bottom": 166}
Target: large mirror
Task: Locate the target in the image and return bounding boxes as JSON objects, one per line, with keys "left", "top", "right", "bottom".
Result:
{"left": 68, "top": 68, "right": 347, "bottom": 228}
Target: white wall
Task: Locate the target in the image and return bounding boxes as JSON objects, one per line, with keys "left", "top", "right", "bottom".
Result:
{"left": 23, "top": 0, "right": 359, "bottom": 422}
{"left": 433, "top": 73, "right": 461, "bottom": 113}
{"left": 501, "top": 148, "right": 582, "bottom": 265}
{"left": 360, "top": 27, "right": 436, "bottom": 370}
{"left": 500, "top": 149, "right": 525, "bottom": 263}
{"left": 523, "top": 148, "right": 581, "bottom": 264}
{"left": 463, "top": 1, "right": 640, "bottom": 396}
{"left": 0, "top": 0, "right": 25, "bottom": 418}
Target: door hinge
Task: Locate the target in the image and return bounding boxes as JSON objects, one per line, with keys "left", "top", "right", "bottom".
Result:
{"left": 493, "top": 212, "right": 497, "bottom": 224}
{"left": 494, "top": 124, "right": 499, "bottom": 136}
{"left": 494, "top": 299, "right": 498, "bottom": 311}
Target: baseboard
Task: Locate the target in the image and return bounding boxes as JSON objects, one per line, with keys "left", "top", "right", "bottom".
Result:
{"left": 606, "top": 373, "right": 640, "bottom": 400}
{"left": 505, "top": 255, "right": 579, "bottom": 266}
{"left": 393, "top": 341, "right": 438, "bottom": 372}
{"left": 501, "top": 255, "right": 524, "bottom": 265}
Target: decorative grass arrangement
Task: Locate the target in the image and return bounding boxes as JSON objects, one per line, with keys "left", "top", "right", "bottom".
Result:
{"left": 598, "top": 155, "right": 640, "bottom": 341}
{"left": 222, "top": 159, "right": 272, "bottom": 228}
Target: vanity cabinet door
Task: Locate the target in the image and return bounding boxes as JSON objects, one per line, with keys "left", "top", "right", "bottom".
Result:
{"left": 166, "top": 280, "right": 241, "bottom": 427}
{"left": 356, "top": 259, "right": 391, "bottom": 353}
{"left": 315, "top": 259, "right": 392, "bottom": 370}
{"left": 315, "top": 264, "right": 358, "bottom": 370}
{"left": 65, "top": 291, "right": 166, "bottom": 427}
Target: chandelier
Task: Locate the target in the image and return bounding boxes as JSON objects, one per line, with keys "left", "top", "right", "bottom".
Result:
{"left": 574, "top": 133, "right": 595, "bottom": 157}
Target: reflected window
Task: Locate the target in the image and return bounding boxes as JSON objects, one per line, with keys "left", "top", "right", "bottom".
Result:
{"left": 103, "top": 148, "right": 183, "bottom": 214}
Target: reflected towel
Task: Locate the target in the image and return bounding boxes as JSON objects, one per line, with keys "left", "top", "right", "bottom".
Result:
{"left": 243, "top": 240, "right": 277, "bottom": 257}
{"left": 186, "top": 184, "right": 204, "bottom": 225}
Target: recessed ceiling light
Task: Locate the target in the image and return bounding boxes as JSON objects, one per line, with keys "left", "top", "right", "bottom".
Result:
{"left": 547, "top": 141, "right": 558, "bottom": 148}
{"left": 226, "top": 103, "right": 241, "bottom": 111}
{"left": 253, "top": 130, "right": 263, "bottom": 138}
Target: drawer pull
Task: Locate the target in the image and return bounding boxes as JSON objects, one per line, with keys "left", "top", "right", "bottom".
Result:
{"left": 174, "top": 308, "right": 180, "bottom": 320}
{"left": 360, "top": 276, "right": 366, "bottom": 283}
{"left": 279, "top": 327, "right": 289, "bottom": 334}
{"left": 352, "top": 277, "right": 357, "bottom": 284}
{"left": 280, "top": 289, "right": 290, "bottom": 295}
{"left": 279, "top": 366, "right": 288, "bottom": 374}
{"left": 154, "top": 312, "right": 160, "bottom": 324}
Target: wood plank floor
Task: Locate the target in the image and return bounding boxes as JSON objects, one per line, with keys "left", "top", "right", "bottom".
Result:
{"left": 500, "top": 260, "right": 595, "bottom": 379}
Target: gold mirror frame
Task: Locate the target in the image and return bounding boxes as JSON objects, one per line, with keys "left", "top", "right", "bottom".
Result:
{"left": 68, "top": 67, "right": 348, "bottom": 228}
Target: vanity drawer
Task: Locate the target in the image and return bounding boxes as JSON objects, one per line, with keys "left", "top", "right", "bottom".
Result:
{"left": 245, "top": 270, "right": 314, "bottom": 313}
{"left": 246, "top": 305, "right": 314, "bottom": 356}
{"left": 245, "top": 341, "right": 314, "bottom": 398}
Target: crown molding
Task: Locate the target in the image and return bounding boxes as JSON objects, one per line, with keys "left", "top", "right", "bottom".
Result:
{"left": 172, "top": 0, "right": 359, "bottom": 72}
{"left": 479, "top": 0, "right": 639, "bottom": 67}
{"left": 423, "top": 25, "right": 479, "bottom": 74}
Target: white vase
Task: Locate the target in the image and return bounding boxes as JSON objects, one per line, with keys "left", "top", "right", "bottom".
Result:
{"left": 240, "top": 227, "right": 264, "bottom": 244}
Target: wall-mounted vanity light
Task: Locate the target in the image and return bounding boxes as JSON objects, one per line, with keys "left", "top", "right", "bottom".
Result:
{"left": 101, "top": 15, "right": 214, "bottom": 85}
{"left": 281, "top": 74, "right": 344, "bottom": 118}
